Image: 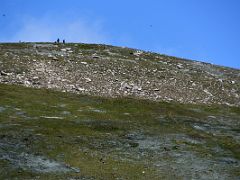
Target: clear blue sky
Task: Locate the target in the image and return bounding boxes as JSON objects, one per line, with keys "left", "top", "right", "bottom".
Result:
{"left": 0, "top": 0, "right": 240, "bottom": 69}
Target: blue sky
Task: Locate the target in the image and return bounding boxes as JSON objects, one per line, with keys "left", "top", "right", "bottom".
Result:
{"left": 0, "top": 0, "right": 239, "bottom": 69}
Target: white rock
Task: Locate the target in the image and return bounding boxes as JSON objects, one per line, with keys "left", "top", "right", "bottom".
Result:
{"left": 203, "top": 89, "right": 213, "bottom": 96}
{"left": 80, "top": 62, "right": 88, "bottom": 65}
{"left": 132, "top": 85, "right": 142, "bottom": 91}
{"left": 40, "top": 116, "right": 64, "bottom": 119}
{"left": 32, "top": 76, "right": 39, "bottom": 80}
{"left": 133, "top": 50, "right": 143, "bottom": 56}
{"left": 120, "top": 82, "right": 132, "bottom": 91}
{"left": 70, "top": 85, "right": 75, "bottom": 89}
{"left": 77, "top": 88, "right": 85, "bottom": 91}
{"left": 177, "top": 64, "right": 183, "bottom": 69}
{"left": 193, "top": 125, "right": 205, "bottom": 131}
{"left": 24, "top": 80, "right": 31, "bottom": 86}
{"left": 92, "top": 55, "right": 100, "bottom": 58}
{"left": 0, "top": 71, "right": 12, "bottom": 76}
{"left": 85, "top": 78, "right": 92, "bottom": 82}
{"left": 192, "top": 82, "right": 196, "bottom": 86}
{"left": 208, "top": 116, "right": 216, "bottom": 119}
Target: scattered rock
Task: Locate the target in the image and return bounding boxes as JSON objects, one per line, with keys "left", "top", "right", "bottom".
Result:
{"left": 132, "top": 85, "right": 142, "bottom": 91}
{"left": 120, "top": 82, "right": 131, "bottom": 90}
{"left": 0, "top": 106, "right": 6, "bottom": 113}
{"left": 2, "top": 152, "right": 78, "bottom": 173}
{"left": 52, "top": 56, "right": 58, "bottom": 60}
{"left": 85, "top": 78, "right": 92, "bottom": 83}
{"left": 177, "top": 64, "right": 183, "bottom": 69}
{"left": 76, "top": 87, "right": 85, "bottom": 91}
{"left": 133, "top": 50, "right": 143, "bottom": 56}
{"left": 32, "top": 76, "right": 39, "bottom": 80}
{"left": 0, "top": 43, "right": 239, "bottom": 107}
{"left": 24, "top": 80, "right": 31, "bottom": 86}
{"left": 208, "top": 116, "right": 216, "bottom": 119}
{"left": 92, "top": 54, "right": 100, "bottom": 59}
{"left": 203, "top": 89, "right": 213, "bottom": 96}
{"left": 40, "top": 116, "right": 64, "bottom": 119}
{"left": 0, "top": 71, "right": 11, "bottom": 76}
{"left": 80, "top": 62, "right": 88, "bottom": 65}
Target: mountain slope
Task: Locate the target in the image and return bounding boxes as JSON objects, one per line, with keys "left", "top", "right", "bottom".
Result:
{"left": 0, "top": 43, "right": 240, "bottom": 179}
{"left": 0, "top": 43, "right": 239, "bottom": 106}
{"left": 0, "top": 83, "right": 239, "bottom": 179}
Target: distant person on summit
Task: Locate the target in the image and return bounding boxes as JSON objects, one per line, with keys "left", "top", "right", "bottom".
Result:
{"left": 57, "top": 38, "right": 60, "bottom": 43}
{"left": 63, "top": 39, "right": 65, "bottom": 44}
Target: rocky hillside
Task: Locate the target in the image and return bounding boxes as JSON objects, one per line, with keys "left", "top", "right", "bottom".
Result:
{"left": 0, "top": 43, "right": 239, "bottom": 106}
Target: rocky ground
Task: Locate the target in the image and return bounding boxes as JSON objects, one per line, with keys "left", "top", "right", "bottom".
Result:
{"left": 0, "top": 43, "right": 239, "bottom": 106}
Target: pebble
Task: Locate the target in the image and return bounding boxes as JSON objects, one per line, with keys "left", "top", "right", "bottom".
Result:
{"left": 85, "top": 78, "right": 92, "bottom": 83}
{"left": 0, "top": 71, "right": 11, "bottom": 76}
{"left": 81, "top": 62, "right": 88, "bottom": 65}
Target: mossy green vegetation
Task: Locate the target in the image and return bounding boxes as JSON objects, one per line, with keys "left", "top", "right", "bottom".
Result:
{"left": 0, "top": 84, "right": 239, "bottom": 179}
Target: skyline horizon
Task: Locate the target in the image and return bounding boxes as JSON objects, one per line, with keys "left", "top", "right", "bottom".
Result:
{"left": 1, "top": 0, "right": 240, "bottom": 69}
{"left": 1, "top": 40, "right": 238, "bottom": 70}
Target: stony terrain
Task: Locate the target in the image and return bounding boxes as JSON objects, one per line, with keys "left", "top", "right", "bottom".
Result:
{"left": 0, "top": 43, "right": 239, "bottom": 106}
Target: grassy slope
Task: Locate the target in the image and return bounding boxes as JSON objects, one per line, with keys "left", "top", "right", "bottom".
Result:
{"left": 0, "top": 84, "right": 239, "bottom": 179}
